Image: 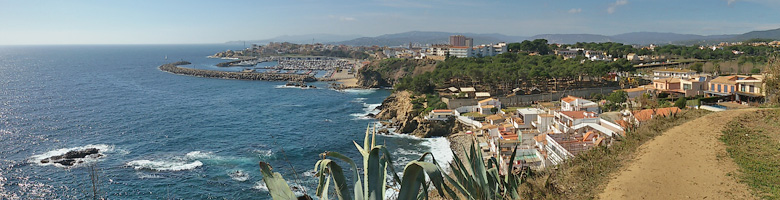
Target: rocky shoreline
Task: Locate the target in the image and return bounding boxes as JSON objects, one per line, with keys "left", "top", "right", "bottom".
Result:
{"left": 159, "top": 61, "right": 316, "bottom": 82}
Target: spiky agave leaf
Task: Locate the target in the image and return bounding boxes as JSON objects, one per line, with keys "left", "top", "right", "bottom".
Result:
{"left": 314, "top": 159, "right": 351, "bottom": 200}
{"left": 258, "top": 162, "right": 296, "bottom": 200}
{"left": 397, "top": 161, "right": 450, "bottom": 200}
{"left": 321, "top": 151, "right": 364, "bottom": 200}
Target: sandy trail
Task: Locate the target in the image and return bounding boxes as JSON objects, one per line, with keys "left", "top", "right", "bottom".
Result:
{"left": 599, "top": 109, "right": 757, "bottom": 200}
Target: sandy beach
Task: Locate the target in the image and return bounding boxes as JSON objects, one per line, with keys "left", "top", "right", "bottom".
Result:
{"left": 331, "top": 69, "right": 360, "bottom": 87}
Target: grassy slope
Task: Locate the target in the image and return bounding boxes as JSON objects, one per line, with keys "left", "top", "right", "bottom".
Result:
{"left": 721, "top": 109, "right": 780, "bottom": 199}
{"left": 520, "top": 109, "right": 712, "bottom": 199}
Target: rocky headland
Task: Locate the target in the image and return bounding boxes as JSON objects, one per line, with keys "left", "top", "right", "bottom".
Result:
{"left": 375, "top": 91, "right": 458, "bottom": 138}
{"left": 159, "top": 61, "right": 316, "bottom": 82}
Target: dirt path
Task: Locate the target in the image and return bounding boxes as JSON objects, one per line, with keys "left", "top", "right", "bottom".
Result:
{"left": 599, "top": 109, "right": 757, "bottom": 200}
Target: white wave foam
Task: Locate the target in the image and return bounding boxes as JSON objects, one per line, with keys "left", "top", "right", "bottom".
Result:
{"left": 126, "top": 160, "right": 203, "bottom": 171}
{"left": 422, "top": 137, "right": 454, "bottom": 172}
{"left": 350, "top": 102, "right": 382, "bottom": 120}
{"left": 302, "top": 168, "right": 317, "bottom": 177}
{"left": 252, "top": 181, "right": 309, "bottom": 197}
{"left": 253, "top": 150, "right": 274, "bottom": 159}
{"left": 185, "top": 151, "right": 214, "bottom": 160}
{"left": 351, "top": 98, "right": 367, "bottom": 103}
{"left": 228, "top": 170, "right": 250, "bottom": 182}
{"left": 340, "top": 88, "right": 377, "bottom": 95}
{"left": 30, "top": 144, "right": 114, "bottom": 168}
{"left": 135, "top": 172, "right": 164, "bottom": 179}
{"left": 252, "top": 181, "right": 269, "bottom": 192}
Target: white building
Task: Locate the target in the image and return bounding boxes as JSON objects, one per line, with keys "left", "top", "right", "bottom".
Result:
{"left": 478, "top": 98, "right": 501, "bottom": 115}
{"left": 560, "top": 96, "right": 599, "bottom": 113}
{"left": 653, "top": 68, "right": 697, "bottom": 80}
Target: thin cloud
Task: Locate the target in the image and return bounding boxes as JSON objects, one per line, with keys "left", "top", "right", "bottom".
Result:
{"left": 568, "top": 8, "right": 582, "bottom": 14}
{"left": 328, "top": 15, "right": 357, "bottom": 22}
{"left": 727, "top": 0, "right": 738, "bottom": 6}
{"left": 375, "top": 0, "right": 432, "bottom": 8}
{"left": 607, "top": 0, "right": 628, "bottom": 14}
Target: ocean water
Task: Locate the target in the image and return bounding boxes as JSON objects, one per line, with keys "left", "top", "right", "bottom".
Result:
{"left": 0, "top": 45, "right": 451, "bottom": 199}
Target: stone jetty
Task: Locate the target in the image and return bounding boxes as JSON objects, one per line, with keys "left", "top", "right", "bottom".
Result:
{"left": 159, "top": 61, "right": 316, "bottom": 82}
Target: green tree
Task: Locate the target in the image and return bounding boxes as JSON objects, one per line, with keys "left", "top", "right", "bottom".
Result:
{"left": 490, "top": 107, "right": 498, "bottom": 114}
{"left": 674, "top": 97, "right": 687, "bottom": 109}
{"left": 606, "top": 90, "right": 628, "bottom": 104}
{"left": 690, "top": 62, "right": 704, "bottom": 73}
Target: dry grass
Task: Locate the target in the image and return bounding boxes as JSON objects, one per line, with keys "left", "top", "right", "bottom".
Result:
{"left": 519, "top": 109, "right": 712, "bottom": 199}
{"left": 720, "top": 109, "right": 780, "bottom": 199}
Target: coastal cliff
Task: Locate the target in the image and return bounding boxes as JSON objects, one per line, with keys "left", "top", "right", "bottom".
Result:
{"left": 159, "top": 61, "right": 316, "bottom": 82}
{"left": 375, "top": 91, "right": 455, "bottom": 138}
{"left": 356, "top": 58, "right": 438, "bottom": 88}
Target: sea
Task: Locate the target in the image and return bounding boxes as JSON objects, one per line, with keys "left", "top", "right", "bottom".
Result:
{"left": 0, "top": 44, "right": 452, "bottom": 199}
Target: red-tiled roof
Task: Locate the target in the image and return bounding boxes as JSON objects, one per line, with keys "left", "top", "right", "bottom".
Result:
{"left": 561, "top": 96, "right": 581, "bottom": 103}
{"left": 559, "top": 111, "right": 598, "bottom": 119}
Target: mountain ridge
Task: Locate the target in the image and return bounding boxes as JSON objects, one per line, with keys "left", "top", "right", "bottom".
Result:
{"left": 231, "top": 28, "right": 780, "bottom": 46}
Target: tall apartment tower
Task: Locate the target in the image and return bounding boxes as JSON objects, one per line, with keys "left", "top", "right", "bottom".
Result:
{"left": 449, "top": 35, "right": 466, "bottom": 46}
{"left": 465, "top": 38, "right": 473, "bottom": 47}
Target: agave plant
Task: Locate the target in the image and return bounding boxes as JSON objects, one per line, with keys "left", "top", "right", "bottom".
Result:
{"left": 258, "top": 125, "right": 527, "bottom": 200}
{"left": 313, "top": 125, "right": 456, "bottom": 200}
{"left": 443, "top": 141, "right": 526, "bottom": 200}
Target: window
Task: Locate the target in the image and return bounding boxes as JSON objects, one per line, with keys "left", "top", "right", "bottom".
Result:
{"left": 717, "top": 84, "right": 721, "bottom": 92}
{"left": 750, "top": 85, "right": 755, "bottom": 93}
{"left": 741, "top": 85, "right": 746, "bottom": 92}
{"left": 731, "top": 86, "right": 735, "bottom": 93}
{"left": 683, "top": 84, "right": 692, "bottom": 90}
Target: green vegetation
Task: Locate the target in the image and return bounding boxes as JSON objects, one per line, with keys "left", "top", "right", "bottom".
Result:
{"left": 562, "top": 42, "right": 639, "bottom": 58}
{"left": 674, "top": 97, "right": 687, "bottom": 109}
{"left": 508, "top": 39, "right": 553, "bottom": 54}
{"left": 410, "top": 94, "right": 447, "bottom": 116}
{"left": 603, "top": 90, "right": 628, "bottom": 111}
{"left": 653, "top": 44, "right": 777, "bottom": 60}
{"left": 520, "top": 110, "right": 711, "bottom": 199}
{"left": 394, "top": 53, "right": 633, "bottom": 95}
{"left": 720, "top": 109, "right": 780, "bottom": 199}
{"left": 258, "top": 126, "right": 529, "bottom": 200}
{"left": 765, "top": 57, "right": 780, "bottom": 106}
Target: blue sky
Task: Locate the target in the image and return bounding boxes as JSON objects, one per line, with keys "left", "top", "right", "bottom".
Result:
{"left": 1, "top": 0, "right": 779, "bottom": 44}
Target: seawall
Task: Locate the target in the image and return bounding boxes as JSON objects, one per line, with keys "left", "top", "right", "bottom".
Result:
{"left": 159, "top": 61, "right": 316, "bottom": 82}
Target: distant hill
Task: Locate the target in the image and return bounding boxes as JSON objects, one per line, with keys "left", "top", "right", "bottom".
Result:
{"left": 229, "top": 28, "right": 780, "bottom": 47}
{"left": 728, "top": 28, "right": 780, "bottom": 41}
{"left": 226, "top": 34, "right": 363, "bottom": 45}
{"left": 332, "top": 31, "right": 526, "bottom": 46}
{"left": 527, "top": 34, "right": 613, "bottom": 44}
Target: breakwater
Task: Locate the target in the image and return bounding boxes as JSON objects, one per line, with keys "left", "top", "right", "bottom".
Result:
{"left": 159, "top": 61, "right": 316, "bottom": 82}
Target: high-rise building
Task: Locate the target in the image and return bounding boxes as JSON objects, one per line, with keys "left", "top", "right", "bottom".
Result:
{"left": 465, "top": 38, "right": 473, "bottom": 47}
{"left": 449, "top": 35, "right": 466, "bottom": 46}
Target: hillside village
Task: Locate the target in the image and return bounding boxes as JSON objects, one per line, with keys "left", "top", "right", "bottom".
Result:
{"left": 419, "top": 65, "right": 769, "bottom": 174}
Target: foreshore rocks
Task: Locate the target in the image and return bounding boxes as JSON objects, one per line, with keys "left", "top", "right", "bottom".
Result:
{"left": 40, "top": 148, "right": 102, "bottom": 166}
{"left": 159, "top": 61, "right": 316, "bottom": 82}
{"left": 375, "top": 91, "right": 455, "bottom": 138}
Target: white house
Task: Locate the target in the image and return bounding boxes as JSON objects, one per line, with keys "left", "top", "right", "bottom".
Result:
{"left": 426, "top": 109, "right": 454, "bottom": 121}
{"left": 478, "top": 98, "right": 501, "bottom": 115}
{"left": 560, "top": 96, "right": 599, "bottom": 113}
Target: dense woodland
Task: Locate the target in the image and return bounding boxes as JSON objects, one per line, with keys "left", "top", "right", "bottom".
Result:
{"left": 393, "top": 53, "right": 633, "bottom": 95}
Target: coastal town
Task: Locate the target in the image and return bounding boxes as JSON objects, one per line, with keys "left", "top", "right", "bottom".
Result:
{"left": 193, "top": 33, "right": 780, "bottom": 199}
{"left": 7, "top": 1, "right": 780, "bottom": 199}
{"left": 200, "top": 34, "right": 776, "bottom": 175}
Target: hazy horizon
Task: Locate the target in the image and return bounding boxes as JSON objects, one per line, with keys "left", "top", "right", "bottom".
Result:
{"left": 2, "top": 0, "right": 780, "bottom": 45}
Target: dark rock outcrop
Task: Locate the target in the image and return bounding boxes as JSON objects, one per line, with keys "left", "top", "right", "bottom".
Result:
{"left": 375, "top": 91, "right": 456, "bottom": 138}
{"left": 40, "top": 148, "right": 102, "bottom": 166}
{"left": 159, "top": 61, "right": 316, "bottom": 82}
